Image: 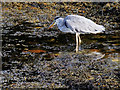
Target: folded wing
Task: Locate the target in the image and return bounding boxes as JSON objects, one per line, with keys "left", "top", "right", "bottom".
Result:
{"left": 64, "top": 15, "right": 105, "bottom": 34}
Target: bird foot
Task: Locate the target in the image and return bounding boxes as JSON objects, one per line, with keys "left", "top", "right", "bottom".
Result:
{"left": 75, "top": 46, "right": 82, "bottom": 52}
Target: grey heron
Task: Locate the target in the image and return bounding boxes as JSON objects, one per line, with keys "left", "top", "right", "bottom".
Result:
{"left": 48, "top": 15, "right": 105, "bottom": 52}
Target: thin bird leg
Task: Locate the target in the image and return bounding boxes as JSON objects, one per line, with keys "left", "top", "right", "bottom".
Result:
{"left": 78, "top": 34, "right": 82, "bottom": 50}
{"left": 78, "top": 34, "right": 81, "bottom": 46}
{"left": 76, "top": 33, "right": 79, "bottom": 52}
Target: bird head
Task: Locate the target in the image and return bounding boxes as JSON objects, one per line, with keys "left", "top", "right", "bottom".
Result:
{"left": 48, "top": 16, "right": 60, "bottom": 29}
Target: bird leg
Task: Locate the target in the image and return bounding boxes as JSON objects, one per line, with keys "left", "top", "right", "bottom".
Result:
{"left": 78, "top": 34, "right": 81, "bottom": 46}
{"left": 76, "top": 33, "right": 81, "bottom": 52}
{"left": 76, "top": 33, "right": 79, "bottom": 52}
{"left": 78, "top": 34, "right": 81, "bottom": 50}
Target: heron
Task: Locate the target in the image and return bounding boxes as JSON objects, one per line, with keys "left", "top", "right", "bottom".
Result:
{"left": 48, "top": 15, "right": 105, "bottom": 52}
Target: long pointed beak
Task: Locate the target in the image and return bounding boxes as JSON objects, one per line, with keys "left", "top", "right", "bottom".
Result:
{"left": 48, "top": 21, "right": 55, "bottom": 29}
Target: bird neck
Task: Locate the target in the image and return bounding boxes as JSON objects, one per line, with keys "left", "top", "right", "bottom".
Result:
{"left": 56, "top": 18, "right": 64, "bottom": 27}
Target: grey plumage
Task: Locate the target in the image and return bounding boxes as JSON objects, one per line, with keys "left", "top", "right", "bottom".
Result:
{"left": 55, "top": 15, "right": 105, "bottom": 34}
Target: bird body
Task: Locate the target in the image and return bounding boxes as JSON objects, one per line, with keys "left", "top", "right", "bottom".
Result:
{"left": 49, "top": 15, "right": 105, "bottom": 52}
{"left": 55, "top": 15, "right": 105, "bottom": 34}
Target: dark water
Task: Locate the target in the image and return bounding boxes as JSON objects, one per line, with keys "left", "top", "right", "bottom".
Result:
{"left": 2, "top": 30, "right": 120, "bottom": 61}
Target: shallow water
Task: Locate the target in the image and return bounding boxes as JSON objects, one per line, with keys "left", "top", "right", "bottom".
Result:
{"left": 2, "top": 27, "right": 120, "bottom": 61}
